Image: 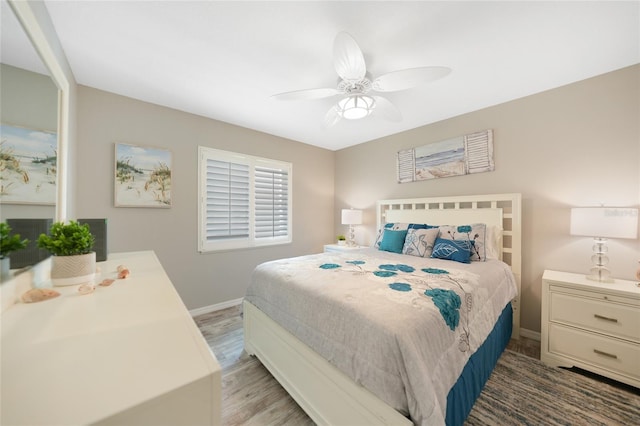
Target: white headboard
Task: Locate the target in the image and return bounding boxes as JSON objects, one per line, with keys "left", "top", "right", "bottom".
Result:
{"left": 377, "top": 193, "right": 522, "bottom": 338}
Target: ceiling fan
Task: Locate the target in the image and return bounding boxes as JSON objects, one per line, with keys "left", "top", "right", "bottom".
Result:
{"left": 272, "top": 32, "right": 451, "bottom": 127}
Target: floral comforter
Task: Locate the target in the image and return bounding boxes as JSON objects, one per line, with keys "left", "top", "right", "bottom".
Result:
{"left": 245, "top": 248, "right": 517, "bottom": 425}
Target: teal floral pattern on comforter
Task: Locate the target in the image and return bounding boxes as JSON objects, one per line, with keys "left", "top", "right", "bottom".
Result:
{"left": 320, "top": 258, "right": 472, "bottom": 345}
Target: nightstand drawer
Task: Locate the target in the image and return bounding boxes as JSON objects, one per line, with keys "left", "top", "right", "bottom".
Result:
{"left": 549, "top": 284, "right": 640, "bottom": 307}
{"left": 550, "top": 292, "right": 640, "bottom": 342}
{"left": 549, "top": 323, "right": 640, "bottom": 380}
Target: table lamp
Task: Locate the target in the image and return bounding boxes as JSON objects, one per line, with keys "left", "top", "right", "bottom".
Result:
{"left": 341, "top": 209, "right": 362, "bottom": 247}
{"left": 570, "top": 207, "right": 638, "bottom": 282}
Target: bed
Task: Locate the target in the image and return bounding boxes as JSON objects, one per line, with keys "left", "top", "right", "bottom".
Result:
{"left": 244, "top": 193, "right": 522, "bottom": 425}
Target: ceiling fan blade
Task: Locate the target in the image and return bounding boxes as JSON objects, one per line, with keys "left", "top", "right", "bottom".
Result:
{"left": 333, "top": 32, "right": 366, "bottom": 82}
{"left": 372, "top": 66, "right": 451, "bottom": 92}
{"left": 272, "top": 88, "right": 339, "bottom": 101}
{"left": 373, "top": 96, "right": 402, "bottom": 122}
{"left": 323, "top": 106, "right": 341, "bottom": 128}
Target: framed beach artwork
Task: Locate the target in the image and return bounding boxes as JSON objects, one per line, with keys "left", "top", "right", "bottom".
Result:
{"left": 114, "top": 143, "right": 172, "bottom": 208}
{"left": 397, "top": 129, "right": 494, "bottom": 183}
{"left": 0, "top": 124, "right": 57, "bottom": 205}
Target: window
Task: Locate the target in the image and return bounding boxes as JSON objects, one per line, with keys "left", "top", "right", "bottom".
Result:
{"left": 198, "top": 147, "right": 292, "bottom": 252}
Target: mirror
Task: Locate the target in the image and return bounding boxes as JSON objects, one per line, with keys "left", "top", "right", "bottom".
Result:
{"left": 1, "top": 0, "right": 58, "bottom": 221}
{"left": 1, "top": 0, "right": 70, "bottom": 273}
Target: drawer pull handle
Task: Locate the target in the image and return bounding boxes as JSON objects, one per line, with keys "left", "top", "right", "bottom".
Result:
{"left": 593, "top": 314, "right": 618, "bottom": 323}
{"left": 593, "top": 349, "right": 618, "bottom": 359}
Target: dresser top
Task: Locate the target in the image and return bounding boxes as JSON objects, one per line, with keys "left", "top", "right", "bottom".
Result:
{"left": 1, "top": 251, "right": 220, "bottom": 425}
{"left": 543, "top": 269, "right": 640, "bottom": 297}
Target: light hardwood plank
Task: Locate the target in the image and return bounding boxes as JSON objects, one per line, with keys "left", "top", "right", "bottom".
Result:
{"left": 194, "top": 305, "right": 314, "bottom": 425}
{"left": 193, "top": 304, "right": 540, "bottom": 425}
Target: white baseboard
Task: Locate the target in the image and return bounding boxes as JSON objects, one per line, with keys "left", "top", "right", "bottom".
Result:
{"left": 519, "top": 327, "right": 541, "bottom": 341}
{"left": 189, "top": 297, "right": 243, "bottom": 317}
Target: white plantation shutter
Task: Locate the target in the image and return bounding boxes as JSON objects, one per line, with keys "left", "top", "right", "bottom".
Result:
{"left": 205, "top": 159, "right": 249, "bottom": 241}
{"left": 254, "top": 165, "right": 289, "bottom": 239}
{"left": 199, "top": 147, "right": 292, "bottom": 252}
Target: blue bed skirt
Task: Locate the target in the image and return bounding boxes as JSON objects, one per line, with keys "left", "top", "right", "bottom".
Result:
{"left": 445, "top": 303, "right": 513, "bottom": 425}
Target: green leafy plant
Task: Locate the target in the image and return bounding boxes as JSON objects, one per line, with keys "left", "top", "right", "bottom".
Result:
{"left": 337, "top": 235, "right": 346, "bottom": 241}
{"left": 0, "top": 222, "right": 29, "bottom": 258}
{"left": 37, "top": 221, "right": 95, "bottom": 256}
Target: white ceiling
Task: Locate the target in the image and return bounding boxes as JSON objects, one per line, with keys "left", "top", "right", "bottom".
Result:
{"left": 5, "top": 1, "right": 640, "bottom": 151}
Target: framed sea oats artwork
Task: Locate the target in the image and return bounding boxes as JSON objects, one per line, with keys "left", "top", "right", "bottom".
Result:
{"left": 0, "top": 124, "right": 57, "bottom": 205}
{"left": 114, "top": 143, "right": 172, "bottom": 208}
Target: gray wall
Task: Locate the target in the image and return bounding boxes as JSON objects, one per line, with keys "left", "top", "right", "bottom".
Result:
{"left": 73, "top": 66, "right": 638, "bottom": 330}
{"left": 75, "top": 86, "right": 335, "bottom": 309}
{"left": 335, "top": 65, "right": 640, "bottom": 334}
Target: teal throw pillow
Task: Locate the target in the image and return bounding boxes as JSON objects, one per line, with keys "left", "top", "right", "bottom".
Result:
{"left": 379, "top": 229, "right": 408, "bottom": 254}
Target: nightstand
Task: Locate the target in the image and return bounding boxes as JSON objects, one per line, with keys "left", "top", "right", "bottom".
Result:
{"left": 323, "top": 244, "right": 366, "bottom": 253}
{"left": 541, "top": 270, "right": 640, "bottom": 388}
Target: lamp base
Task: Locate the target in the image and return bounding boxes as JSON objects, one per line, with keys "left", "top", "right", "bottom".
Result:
{"left": 585, "top": 274, "right": 614, "bottom": 284}
{"left": 585, "top": 238, "right": 614, "bottom": 283}
{"left": 347, "top": 224, "right": 356, "bottom": 247}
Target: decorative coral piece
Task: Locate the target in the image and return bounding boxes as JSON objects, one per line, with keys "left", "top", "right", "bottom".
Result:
{"left": 77, "top": 284, "right": 95, "bottom": 295}
{"left": 21, "top": 288, "right": 60, "bottom": 303}
{"left": 117, "top": 265, "right": 130, "bottom": 279}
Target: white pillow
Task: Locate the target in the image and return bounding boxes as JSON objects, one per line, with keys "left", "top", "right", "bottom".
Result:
{"left": 486, "top": 225, "right": 503, "bottom": 260}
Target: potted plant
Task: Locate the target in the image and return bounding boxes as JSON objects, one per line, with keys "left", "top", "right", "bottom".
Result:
{"left": 337, "top": 234, "right": 346, "bottom": 246}
{"left": 37, "top": 221, "right": 96, "bottom": 286}
{"left": 0, "top": 222, "right": 29, "bottom": 282}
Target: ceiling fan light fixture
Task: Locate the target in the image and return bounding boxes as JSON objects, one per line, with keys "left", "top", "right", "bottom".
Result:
{"left": 337, "top": 95, "right": 375, "bottom": 120}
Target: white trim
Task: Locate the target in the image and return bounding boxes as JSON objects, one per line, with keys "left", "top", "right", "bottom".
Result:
{"left": 198, "top": 146, "right": 293, "bottom": 253}
{"left": 519, "top": 328, "right": 541, "bottom": 341}
{"left": 189, "top": 297, "right": 243, "bottom": 317}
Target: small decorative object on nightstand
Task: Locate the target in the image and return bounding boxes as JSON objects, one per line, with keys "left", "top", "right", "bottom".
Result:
{"left": 341, "top": 208, "right": 362, "bottom": 247}
{"left": 570, "top": 207, "right": 638, "bottom": 283}
{"left": 541, "top": 270, "right": 640, "bottom": 388}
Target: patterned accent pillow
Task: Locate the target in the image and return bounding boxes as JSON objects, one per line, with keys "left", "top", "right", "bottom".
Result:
{"left": 438, "top": 223, "right": 487, "bottom": 261}
{"left": 431, "top": 238, "right": 472, "bottom": 264}
{"left": 374, "top": 223, "right": 434, "bottom": 248}
{"left": 378, "top": 229, "right": 408, "bottom": 254}
{"left": 402, "top": 227, "right": 440, "bottom": 258}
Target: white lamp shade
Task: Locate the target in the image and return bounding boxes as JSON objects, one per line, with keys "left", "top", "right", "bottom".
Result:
{"left": 570, "top": 207, "right": 638, "bottom": 239}
{"left": 341, "top": 209, "right": 363, "bottom": 225}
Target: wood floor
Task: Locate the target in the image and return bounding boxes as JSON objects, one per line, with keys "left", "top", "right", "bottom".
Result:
{"left": 194, "top": 304, "right": 541, "bottom": 425}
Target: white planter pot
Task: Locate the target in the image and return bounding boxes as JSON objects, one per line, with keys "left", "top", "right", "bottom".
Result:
{"left": 1, "top": 257, "right": 10, "bottom": 282}
{"left": 51, "top": 252, "right": 96, "bottom": 287}
{"left": 337, "top": 240, "right": 346, "bottom": 246}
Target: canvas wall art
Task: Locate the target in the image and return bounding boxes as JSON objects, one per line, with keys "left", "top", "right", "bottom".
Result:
{"left": 397, "top": 129, "right": 494, "bottom": 183}
{"left": 0, "top": 124, "right": 57, "bottom": 205}
{"left": 114, "top": 143, "right": 172, "bottom": 208}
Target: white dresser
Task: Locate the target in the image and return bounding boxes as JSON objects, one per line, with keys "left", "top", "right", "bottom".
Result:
{"left": 541, "top": 270, "right": 640, "bottom": 388}
{"left": 1, "top": 251, "right": 222, "bottom": 425}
